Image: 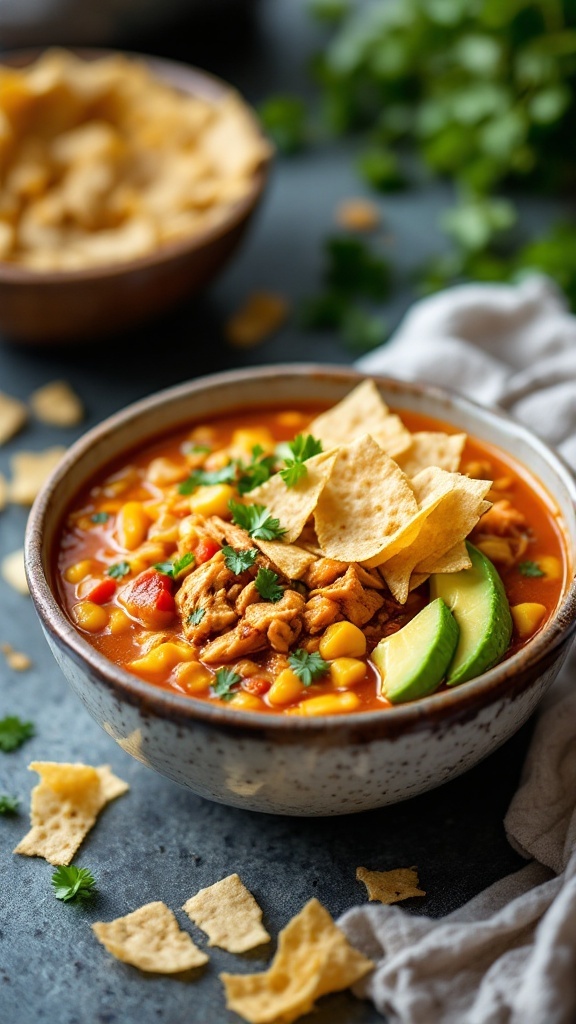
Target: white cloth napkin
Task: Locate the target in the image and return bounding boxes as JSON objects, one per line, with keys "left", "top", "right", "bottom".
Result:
{"left": 337, "top": 274, "right": 576, "bottom": 1024}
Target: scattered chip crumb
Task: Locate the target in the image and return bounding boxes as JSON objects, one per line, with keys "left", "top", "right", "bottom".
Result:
{"left": 220, "top": 898, "right": 373, "bottom": 1024}
{"left": 224, "top": 292, "right": 289, "bottom": 348}
{"left": 92, "top": 901, "right": 209, "bottom": 973}
{"left": 29, "top": 380, "right": 84, "bottom": 427}
{"left": 14, "top": 761, "right": 129, "bottom": 865}
{"left": 1, "top": 642, "right": 32, "bottom": 671}
{"left": 0, "top": 392, "right": 28, "bottom": 446}
{"left": 1, "top": 549, "right": 28, "bottom": 595}
{"left": 8, "top": 447, "right": 66, "bottom": 505}
{"left": 356, "top": 866, "right": 426, "bottom": 905}
{"left": 335, "top": 197, "right": 381, "bottom": 232}
{"left": 183, "top": 872, "right": 270, "bottom": 953}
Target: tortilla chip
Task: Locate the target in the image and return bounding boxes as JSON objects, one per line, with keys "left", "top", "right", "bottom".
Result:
{"left": 1, "top": 642, "right": 31, "bottom": 670}
{"left": 225, "top": 292, "right": 289, "bottom": 348}
{"left": 314, "top": 435, "right": 418, "bottom": 563}
{"left": 29, "top": 380, "right": 84, "bottom": 426}
{"left": 395, "top": 431, "right": 466, "bottom": 477}
{"left": 8, "top": 446, "right": 66, "bottom": 504}
{"left": 0, "top": 391, "right": 27, "bottom": 445}
{"left": 356, "top": 866, "right": 425, "bottom": 904}
{"left": 254, "top": 539, "right": 316, "bottom": 579}
{"left": 417, "top": 538, "right": 473, "bottom": 575}
{"left": 14, "top": 761, "right": 129, "bottom": 865}
{"left": 307, "top": 380, "right": 411, "bottom": 457}
{"left": 93, "top": 901, "right": 208, "bottom": 973}
{"left": 220, "top": 898, "right": 373, "bottom": 1024}
{"left": 1, "top": 548, "right": 28, "bottom": 594}
{"left": 249, "top": 450, "right": 338, "bottom": 544}
{"left": 183, "top": 873, "right": 270, "bottom": 953}
{"left": 335, "top": 197, "right": 380, "bottom": 232}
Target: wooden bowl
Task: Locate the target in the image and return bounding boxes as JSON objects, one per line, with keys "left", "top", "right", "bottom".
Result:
{"left": 0, "top": 49, "right": 273, "bottom": 344}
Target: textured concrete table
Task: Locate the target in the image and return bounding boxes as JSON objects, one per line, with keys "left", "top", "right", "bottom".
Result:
{"left": 0, "top": 2, "right": 561, "bottom": 1022}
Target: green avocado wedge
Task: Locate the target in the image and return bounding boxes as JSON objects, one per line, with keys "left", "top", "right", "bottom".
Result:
{"left": 430, "top": 541, "right": 513, "bottom": 686}
{"left": 372, "top": 598, "right": 459, "bottom": 704}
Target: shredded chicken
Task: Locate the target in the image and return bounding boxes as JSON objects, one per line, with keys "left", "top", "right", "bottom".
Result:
{"left": 176, "top": 552, "right": 239, "bottom": 641}
{"left": 303, "top": 594, "right": 342, "bottom": 634}
{"left": 476, "top": 500, "right": 528, "bottom": 538}
{"left": 306, "top": 565, "right": 384, "bottom": 628}
{"left": 202, "top": 589, "right": 305, "bottom": 662}
{"left": 303, "top": 558, "right": 348, "bottom": 589}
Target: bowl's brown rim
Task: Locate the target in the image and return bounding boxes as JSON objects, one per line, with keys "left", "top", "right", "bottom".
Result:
{"left": 25, "top": 363, "right": 576, "bottom": 738}
{"left": 0, "top": 47, "right": 273, "bottom": 285}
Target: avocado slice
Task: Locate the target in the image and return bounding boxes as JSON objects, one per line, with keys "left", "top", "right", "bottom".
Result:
{"left": 430, "top": 541, "right": 512, "bottom": 686}
{"left": 372, "top": 597, "right": 459, "bottom": 704}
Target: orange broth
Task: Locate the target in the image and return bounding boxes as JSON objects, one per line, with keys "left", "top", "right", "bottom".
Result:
{"left": 56, "top": 405, "right": 568, "bottom": 714}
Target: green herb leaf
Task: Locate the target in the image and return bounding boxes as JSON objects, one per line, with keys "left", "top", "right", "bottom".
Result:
{"left": 154, "top": 552, "right": 195, "bottom": 579}
{"left": 51, "top": 865, "right": 97, "bottom": 902}
{"left": 0, "top": 794, "right": 19, "bottom": 814}
{"left": 258, "top": 94, "right": 308, "bottom": 154}
{"left": 90, "top": 512, "right": 109, "bottom": 524}
{"left": 178, "top": 463, "right": 237, "bottom": 495}
{"left": 183, "top": 443, "right": 212, "bottom": 455}
{"left": 187, "top": 607, "right": 206, "bottom": 626}
{"left": 254, "top": 567, "right": 284, "bottom": 603}
{"left": 213, "top": 667, "right": 242, "bottom": 701}
{"left": 228, "top": 500, "right": 287, "bottom": 541}
{"left": 237, "top": 450, "right": 277, "bottom": 495}
{"left": 324, "top": 236, "right": 391, "bottom": 300}
{"left": 288, "top": 649, "right": 330, "bottom": 686}
{"left": 279, "top": 461, "right": 308, "bottom": 488}
{"left": 279, "top": 434, "right": 323, "bottom": 488}
{"left": 222, "top": 545, "right": 259, "bottom": 574}
{"left": 0, "top": 716, "right": 35, "bottom": 753}
{"left": 518, "top": 560, "right": 546, "bottom": 578}
{"left": 106, "top": 561, "right": 131, "bottom": 580}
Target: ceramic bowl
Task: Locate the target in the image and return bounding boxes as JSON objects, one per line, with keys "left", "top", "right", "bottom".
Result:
{"left": 24, "top": 365, "right": 576, "bottom": 815}
{"left": 0, "top": 49, "right": 272, "bottom": 344}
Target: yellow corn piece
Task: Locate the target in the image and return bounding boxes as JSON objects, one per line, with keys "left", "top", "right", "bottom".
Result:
{"left": 189, "top": 483, "right": 236, "bottom": 518}
{"left": 64, "top": 558, "right": 99, "bottom": 584}
{"left": 319, "top": 621, "right": 367, "bottom": 660}
{"left": 230, "top": 691, "right": 266, "bottom": 711}
{"left": 148, "top": 513, "right": 179, "bottom": 544}
{"left": 230, "top": 427, "right": 275, "bottom": 457}
{"left": 536, "top": 555, "right": 562, "bottom": 580}
{"left": 116, "top": 501, "right": 151, "bottom": 551}
{"left": 175, "top": 662, "right": 212, "bottom": 694}
{"left": 475, "top": 537, "right": 514, "bottom": 567}
{"left": 275, "top": 410, "right": 309, "bottom": 429}
{"left": 108, "top": 607, "right": 132, "bottom": 635}
{"left": 330, "top": 657, "right": 366, "bottom": 689}
{"left": 129, "top": 641, "right": 194, "bottom": 676}
{"left": 511, "top": 602, "right": 547, "bottom": 638}
{"left": 203, "top": 449, "right": 232, "bottom": 472}
{"left": 296, "top": 691, "right": 361, "bottom": 716}
{"left": 268, "top": 668, "right": 305, "bottom": 706}
{"left": 71, "top": 601, "right": 109, "bottom": 633}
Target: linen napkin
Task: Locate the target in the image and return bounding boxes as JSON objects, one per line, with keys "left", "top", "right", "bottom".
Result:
{"left": 337, "top": 273, "right": 576, "bottom": 1024}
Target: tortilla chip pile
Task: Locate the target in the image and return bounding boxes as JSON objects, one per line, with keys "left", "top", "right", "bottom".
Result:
{"left": 250, "top": 380, "right": 492, "bottom": 602}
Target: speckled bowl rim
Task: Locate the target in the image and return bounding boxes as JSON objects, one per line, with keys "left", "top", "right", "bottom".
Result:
{"left": 25, "top": 364, "right": 576, "bottom": 739}
{"left": 0, "top": 48, "right": 272, "bottom": 285}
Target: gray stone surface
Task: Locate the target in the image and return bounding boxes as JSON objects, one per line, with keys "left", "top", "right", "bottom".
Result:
{"left": 0, "top": 2, "right": 563, "bottom": 1021}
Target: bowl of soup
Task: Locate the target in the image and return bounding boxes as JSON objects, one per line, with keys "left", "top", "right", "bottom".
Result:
{"left": 24, "top": 365, "right": 576, "bottom": 815}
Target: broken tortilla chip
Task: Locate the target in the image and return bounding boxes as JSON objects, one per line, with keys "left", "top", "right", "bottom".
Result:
{"left": 335, "top": 197, "right": 381, "bottom": 232}
{"left": 29, "top": 380, "right": 84, "bottom": 427}
{"left": 8, "top": 447, "right": 66, "bottom": 505}
{"left": 225, "top": 292, "right": 289, "bottom": 348}
{"left": 254, "top": 539, "right": 316, "bottom": 579}
{"left": 14, "top": 761, "right": 129, "bottom": 865}
{"left": 92, "top": 901, "right": 208, "bottom": 973}
{"left": 1, "top": 548, "right": 28, "bottom": 594}
{"left": 220, "top": 897, "right": 373, "bottom": 1024}
{"left": 395, "top": 431, "right": 466, "bottom": 477}
{"left": 417, "top": 538, "right": 473, "bottom": 575}
{"left": 307, "top": 380, "right": 411, "bottom": 457}
{"left": 1, "top": 642, "right": 32, "bottom": 671}
{"left": 0, "top": 391, "right": 27, "bottom": 445}
{"left": 249, "top": 450, "right": 338, "bottom": 544}
{"left": 356, "top": 866, "right": 426, "bottom": 904}
{"left": 183, "top": 873, "right": 270, "bottom": 953}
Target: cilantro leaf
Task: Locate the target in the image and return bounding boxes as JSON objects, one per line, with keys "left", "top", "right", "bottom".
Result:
{"left": 178, "top": 463, "right": 237, "bottom": 495}
{"left": 90, "top": 512, "right": 109, "bottom": 524}
{"left": 106, "top": 561, "right": 131, "bottom": 580}
{"left": 288, "top": 649, "right": 329, "bottom": 686}
{"left": 518, "top": 560, "right": 546, "bottom": 578}
{"left": 237, "top": 449, "right": 277, "bottom": 494}
{"left": 258, "top": 94, "right": 308, "bottom": 154}
{"left": 51, "top": 865, "right": 97, "bottom": 902}
{"left": 222, "top": 545, "right": 259, "bottom": 575}
{"left": 182, "top": 442, "right": 211, "bottom": 455}
{"left": 0, "top": 794, "right": 19, "bottom": 814}
{"left": 228, "top": 500, "right": 287, "bottom": 541}
{"left": 212, "top": 667, "right": 242, "bottom": 701}
{"left": 0, "top": 716, "right": 35, "bottom": 752}
{"left": 254, "top": 567, "right": 284, "bottom": 603}
{"left": 279, "top": 461, "right": 308, "bottom": 487}
{"left": 154, "top": 553, "right": 195, "bottom": 579}
{"left": 187, "top": 608, "right": 206, "bottom": 626}
{"left": 279, "top": 434, "right": 323, "bottom": 488}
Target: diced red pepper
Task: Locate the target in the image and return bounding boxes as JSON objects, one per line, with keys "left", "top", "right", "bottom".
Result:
{"left": 77, "top": 576, "right": 116, "bottom": 604}
{"left": 118, "top": 568, "right": 176, "bottom": 628}
{"left": 243, "top": 676, "right": 271, "bottom": 696}
{"left": 195, "top": 537, "right": 221, "bottom": 564}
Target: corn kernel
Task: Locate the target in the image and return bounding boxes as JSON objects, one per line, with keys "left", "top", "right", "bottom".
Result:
{"left": 175, "top": 662, "right": 212, "bottom": 694}
{"left": 536, "top": 555, "right": 562, "bottom": 580}
{"left": 116, "top": 501, "right": 151, "bottom": 551}
{"left": 64, "top": 558, "right": 99, "bottom": 584}
{"left": 275, "top": 411, "right": 308, "bottom": 429}
{"left": 319, "top": 621, "right": 366, "bottom": 660}
{"left": 129, "top": 641, "right": 194, "bottom": 676}
{"left": 230, "top": 691, "right": 266, "bottom": 711}
{"left": 268, "top": 668, "right": 305, "bottom": 706}
{"left": 511, "top": 602, "right": 547, "bottom": 638}
{"left": 71, "top": 600, "right": 109, "bottom": 632}
{"left": 108, "top": 607, "right": 132, "bottom": 635}
{"left": 296, "top": 691, "right": 361, "bottom": 716}
{"left": 189, "top": 483, "right": 236, "bottom": 518}
{"left": 230, "top": 427, "right": 275, "bottom": 458}
{"left": 330, "top": 657, "right": 367, "bottom": 689}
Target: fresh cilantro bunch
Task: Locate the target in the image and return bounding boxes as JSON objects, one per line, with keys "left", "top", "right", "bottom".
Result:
{"left": 51, "top": 865, "right": 97, "bottom": 902}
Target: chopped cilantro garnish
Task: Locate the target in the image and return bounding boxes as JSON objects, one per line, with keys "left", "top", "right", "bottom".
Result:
{"left": 213, "top": 667, "right": 242, "bottom": 701}
{"left": 106, "top": 561, "right": 131, "bottom": 580}
{"left": 254, "top": 567, "right": 284, "bottom": 603}
{"left": 518, "top": 560, "right": 546, "bottom": 578}
{"left": 178, "top": 463, "right": 237, "bottom": 495}
{"left": 90, "top": 512, "right": 109, "bottom": 524}
{"left": 288, "top": 649, "right": 330, "bottom": 686}
{"left": 0, "top": 794, "right": 19, "bottom": 814}
{"left": 222, "top": 545, "right": 259, "bottom": 575}
{"left": 279, "top": 433, "right": 323, "bottom": 488}
{"left": 51, "top": 865, "right": 97, "bottom": 902}
{"left": 183, "top": 442, "right": 211, "bottom": 455}
{"left": 187, "top": 608, "right": 206, "bottom": 626}
{"left": 154, "top": 552, "right": 195, "bottom": 579}
{"left": 0, "top": 716, "right": 35, "bottom": 752}
{"left": 228, "top": 500, "right": 287, "bottom": 541}
{"left": 237, "top": 448, "right": 277, "bottom": 495}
